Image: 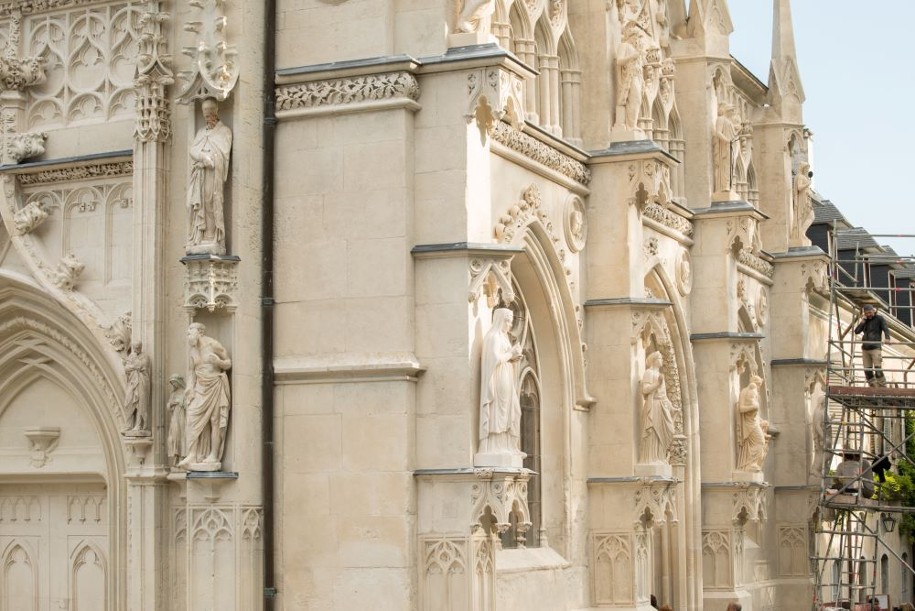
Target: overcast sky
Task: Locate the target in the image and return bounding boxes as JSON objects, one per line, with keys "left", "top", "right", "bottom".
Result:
{"left": 727, "top": 1, "right": 915, "bottom": 255}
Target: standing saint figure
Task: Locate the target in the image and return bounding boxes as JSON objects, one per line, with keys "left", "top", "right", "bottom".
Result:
{"left": 477, "top": 308, "right": 524, "bottom": 464}
{"left": 178, "top": 322, "right": 232, "bottom": 471}
{"left": 614, "top": 22, "right": 645, "bottom": 131}
{"left": 166, "top": 375, "right": 187, "bottom": 468}
{"left": 713, "top": 103, "right": 740, "bottom": 195}
{"left": 791, "top": 162, "right": 813, "bottom": 240}
{"left": 736, "top": 375, "right": 769, "bottom": 472}
{"left": 122, "top": 340, "right": 151, "bottom": 435}
{"left": 640, "top": 351, "right": 675, "bottom": 463}
{"left": 187, "top": 98, "right": 232, "bottom": 255}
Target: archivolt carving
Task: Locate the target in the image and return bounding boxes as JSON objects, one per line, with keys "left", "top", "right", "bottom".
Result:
{"left": 24, "top": 2, "right": 141, "bottom": 129}
{"left": 0, "top": 316, "right": 121, "bottom": 425}
{"left": 276, "top": 72, "right": 420, "bottom": 112}
{"left": 12, "top": 200, "right": 47, "bottom": 234}
{"left": 490, "top": 122, "right": 591, "bottom": 185}
{"left": 495, "top": 185, "right": 554, "bottom": 245}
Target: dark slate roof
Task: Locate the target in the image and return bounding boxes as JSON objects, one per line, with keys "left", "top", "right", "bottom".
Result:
{"left": 836, "top": 228, "right": 880, "bottom": 251}
{"left": 812, "top": 199, "right": 847, "bottom": 224}
{"left": 894, "top": 267, "right": 915, "bottom": 279}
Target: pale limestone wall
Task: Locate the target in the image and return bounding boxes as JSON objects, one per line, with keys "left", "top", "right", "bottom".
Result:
{"left": 0, "top": 1, "right": 910, "bottom": 610}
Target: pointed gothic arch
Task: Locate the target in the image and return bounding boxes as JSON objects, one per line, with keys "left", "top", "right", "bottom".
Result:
{"left": 0, "top": 274, "right": 126, "bottom": 609}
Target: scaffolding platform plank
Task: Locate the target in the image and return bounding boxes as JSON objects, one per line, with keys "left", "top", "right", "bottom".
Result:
{"left": 828, "top": 385, "right": 915, "bottom": 398}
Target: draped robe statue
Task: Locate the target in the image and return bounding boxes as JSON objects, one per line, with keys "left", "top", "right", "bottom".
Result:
{"left": 178, "top": 323, "right": 232, "bottom": 471}
{"left": 166, "top": 375, "right": 187, "bottom": 468}
{"left": 736, "top": 375, "right": 769, "bottom": 471}
{"left": 476, "top": 308, "right": 524, "bottom": 466}
{"left": 640, "top": 351, "right": 674, "bottom": 463}
{"left": 187, "top": 98, "right": 232, "bottom": 255}
{"left": 123, "top": 340, "right": 151, "bottom": 435}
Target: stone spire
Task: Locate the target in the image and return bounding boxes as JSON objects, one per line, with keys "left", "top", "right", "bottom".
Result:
{"left": 767, "top": 0, "right": 805, "bottom": 120}
{"left": 685, "top": 0, "right": 734, "bottom": 41}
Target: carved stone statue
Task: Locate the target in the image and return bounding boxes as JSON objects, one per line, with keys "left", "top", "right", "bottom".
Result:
{"left": 122, "top": 340, "right": 152, "bottom": 435}
{"left": 476, "top": 308, "right": 524, "bottom": 466}
{"left": 713, "top": 103, "right": 740, "bottom": 196}
{"left": 454, "top": 0, "right": 495, "bottom": 33}
{"left": 614, "top": 22, "right": 645, "bottom": 131}
{"left": 166, "top": 375, "right": 187, "bottom": 468}
{"left": 640, "top": 351, "right": 674, "bottom": 463}
{"left": 186, "top": 98, "right": 232, "bottom": 256}
{"left": 736, "top": 375, "right": 769, "bottom": 472}
{"left": 13, "top": 201, "right": 48, "bottom": 235}
{"left": 178, "top": 322, "right": 232, "bottom": 471}
{"left": 792, "top": 161, "right": 813, "bottom": 240}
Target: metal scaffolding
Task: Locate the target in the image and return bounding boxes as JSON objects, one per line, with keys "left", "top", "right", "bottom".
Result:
{"left": 812, "top": 231, "right": 915, "bottom": 610}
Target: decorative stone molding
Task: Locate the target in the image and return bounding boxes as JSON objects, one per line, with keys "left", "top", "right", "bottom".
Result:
{"left": 470, "top": 468, "right": 532, "bottom": 541}
{"left": 491, "top": 122, "right": 591, "bottom": 186}
{"left": 801, "top": 260, "right": 829, "bottom": 295}
{"left": 2, "top": 123, "right": 47, "bottom": 165}
{"left": 23, "top": 426, "right": 60, "bottom": 467}
{"left": 177, "top": 0, "right": 238, "bottom": 102}
{"left": 276, "top": 72, "right": 420, "bottom": 115}
{"left": 642, "top": 201, "right": 693, "bottom": 237}
{"left": 105, "top": 311, "right": 132, "bottom": 356}
{"left": 466, "top": 67, "right": 525, "bottom": 139}
{"left": 11, "top": 200, "right": 47, "bottom": 234}
{"left": 134, "top": 1, "right": 174, "bottom": 142}
{"left": 181, "top": 254, "right": 240, "bottom": 311}
{"left": 634, "top": 478, "right": 677, "bottom": 526}
{"left": 15, "top": 160, "right": 133, "bottom": 186}
{"left": 737, "top": 248, "right": 774, "bottom": 279}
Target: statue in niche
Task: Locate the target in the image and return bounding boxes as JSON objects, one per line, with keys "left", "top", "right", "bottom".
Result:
{"left": 713, "top": 103, "right": 740, "bottom": 195}
{"left": 639, "top": 351, "right": 674, "bottom": 463}
{"left": 614, "top": 22, "right": 645, "bottom": 131}
{"left": 178, "top": 322, "right": 232, "bottom": 471}
{"left": 478, "top": 308, "right": 524, "bottom": 461}
{"left": 792, "top": 162, "right": 813, "bottom": 239}
{"left": 186, "top": 97, "right": 232, "bottom": 256}
{"left": 166, "top": 375, "right": 187, "bottom": 468}
{"left": 122, "top": 340, "right": 152, "bottom": 435}
{"left": 454, "top": 0, "right": 495, "bottom": 33}
{"left": 736, "top": 375, "right": 770, "bottom": 471}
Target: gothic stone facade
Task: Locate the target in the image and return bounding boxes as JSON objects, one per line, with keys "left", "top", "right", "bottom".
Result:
{"left": 0, "top": 0, "right": 874, "bottom": 610}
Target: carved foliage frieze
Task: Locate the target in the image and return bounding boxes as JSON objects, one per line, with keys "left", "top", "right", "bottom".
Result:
{"left": 276, "top": 72, "right": 420, "bottom": 113}
{"left": 23, "top": 2, "right": 141, "bottom": 128}
{"left": 491, "top": 122, "right": 591, "bottom": 185}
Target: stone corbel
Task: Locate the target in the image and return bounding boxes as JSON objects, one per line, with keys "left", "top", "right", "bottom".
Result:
{"left": 177, "top": 0, "right": 239, "bottom": 102}
{"left": 469, "top": 257, "right": 514, "bottom": 307}
{"left": 181, "top": 254, "right": 240, "bottom": 312}
{"left": 470, "top": 468, "right": 532, "bottom": 544}
{"left": 731, "top": 482, "right": 768, "bottom": 526}
{"left": 12, "top": 200, "right": 48, "bottom": 235}
{"left": 634, "top": 478, "right": 678, "bottom": 527}
{"left": 466, "top": 67, "right": 525, "bottom": 142}
{"left": 24, "top": 426, "right": 60, "bottom": 468}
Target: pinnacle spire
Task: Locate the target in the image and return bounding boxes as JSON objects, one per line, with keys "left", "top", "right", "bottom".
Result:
{"left": 767, "top": 0, "right": 805, "bottom": 116}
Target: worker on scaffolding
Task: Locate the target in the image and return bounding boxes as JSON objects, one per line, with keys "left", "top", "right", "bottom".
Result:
{"left": 833, "top": 449, "right": 875, "bottom": 499}
{"left": 854, "top": 304, "right": 890, "bottom": 387}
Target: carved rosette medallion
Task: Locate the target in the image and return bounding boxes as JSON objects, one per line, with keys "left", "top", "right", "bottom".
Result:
{"left": 564, "top": 195, "right": 586, "bottom": 253}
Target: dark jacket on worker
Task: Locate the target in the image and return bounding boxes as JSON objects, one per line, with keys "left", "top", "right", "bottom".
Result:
{"left": 855, "top": 314, "right": 890, "bottom": 351}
